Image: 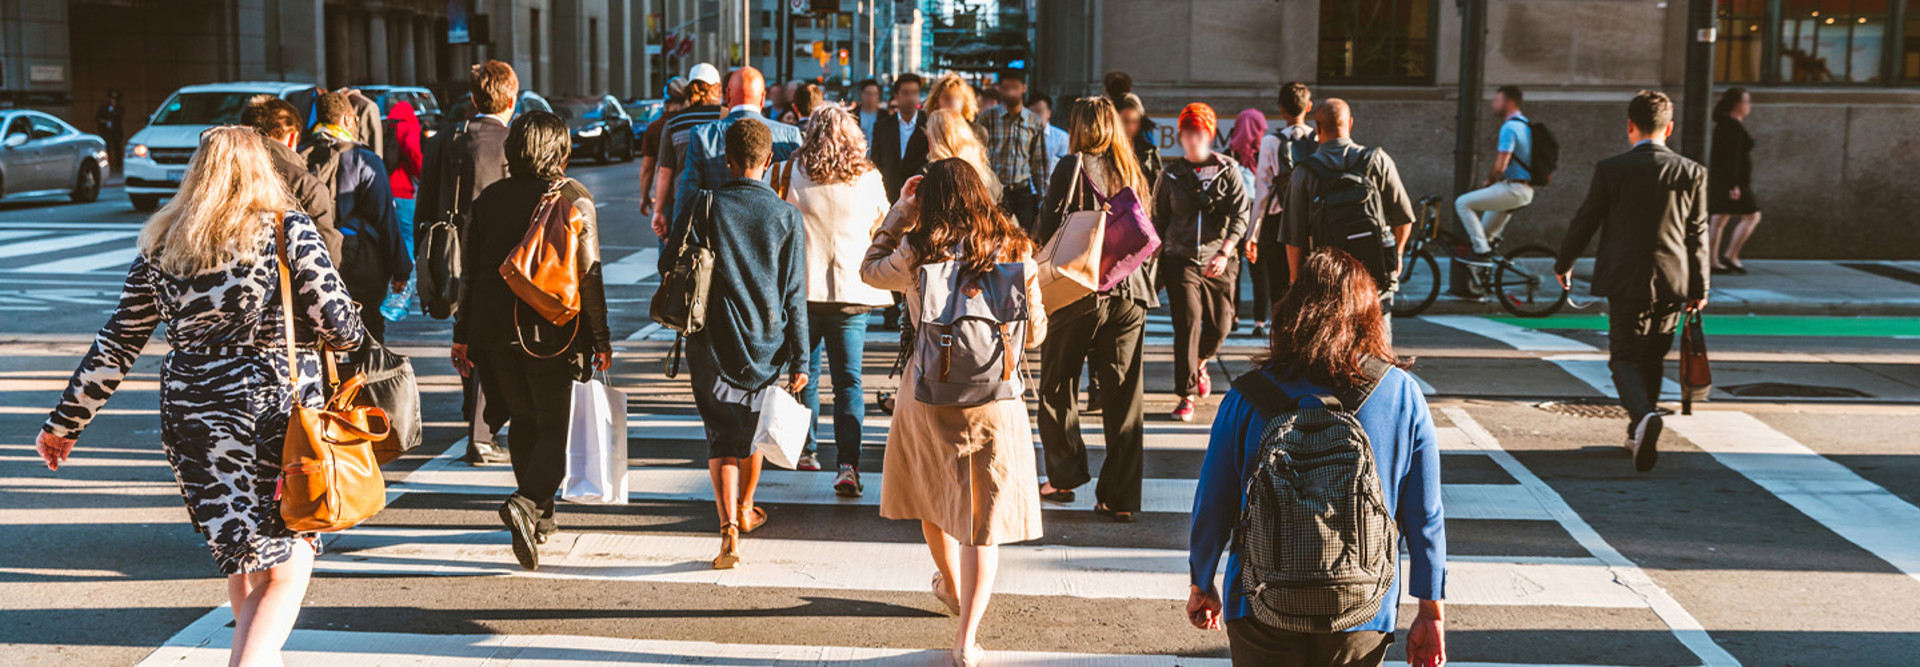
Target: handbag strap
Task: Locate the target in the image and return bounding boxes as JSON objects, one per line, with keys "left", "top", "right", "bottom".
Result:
{"left": 275, "top": 213, "right": 339, "bottom": 390}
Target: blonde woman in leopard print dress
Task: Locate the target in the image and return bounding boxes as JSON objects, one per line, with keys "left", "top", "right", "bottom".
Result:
{"left": 35, "top": 127, "right": 365, "bottom": 666}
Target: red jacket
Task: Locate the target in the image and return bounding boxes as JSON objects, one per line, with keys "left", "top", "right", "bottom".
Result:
{"left": 388, "top": 101, "right": 424, "bottom": 200}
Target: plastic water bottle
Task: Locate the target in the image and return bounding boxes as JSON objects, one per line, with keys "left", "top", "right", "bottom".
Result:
{"left": 381, "top": 281, "right": 414, "bottom": 322}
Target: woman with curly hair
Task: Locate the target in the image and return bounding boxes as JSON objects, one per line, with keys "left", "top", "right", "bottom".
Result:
{"left": 861, "top": 158, "right": 1048, "bottom": 667}
{"left": 778, "top": 105, "right": 895, "bottom": 486}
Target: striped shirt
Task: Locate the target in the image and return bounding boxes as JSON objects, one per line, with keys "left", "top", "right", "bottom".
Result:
{"left": 656, "top": 104, "right": 725, "bottom": 173}
{"left": 977, "top": 105, "right": 1049, "bottom": 195}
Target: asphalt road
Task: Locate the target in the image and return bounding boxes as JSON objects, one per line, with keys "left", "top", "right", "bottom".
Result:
{"left": 3, "top": 162, "right": 1919, "bottom": 666}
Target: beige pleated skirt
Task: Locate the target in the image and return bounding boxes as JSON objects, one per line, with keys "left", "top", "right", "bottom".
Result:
{"left": 878, "top": 379, "right": 1043, "bottom": 547}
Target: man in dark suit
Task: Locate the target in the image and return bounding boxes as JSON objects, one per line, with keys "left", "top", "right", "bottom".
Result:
{"left": 869, "top": 73, "right": 928, "bottom": 203}
{"left": 1554, "top": 90, "right": 1710, "bottom": 473}
{"left": 418, "top": 59, "right": 521, "bottom": 466}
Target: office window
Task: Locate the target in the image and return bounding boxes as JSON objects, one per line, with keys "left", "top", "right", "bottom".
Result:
{"left": 1905, "top": 0, "right": 1920, "bottom": 79}
{"left": 1718, "top": 0, "right": 1768, "bottom": 81}
{"left": 1318, "top": 0, "right": 1434, "bottom": 84}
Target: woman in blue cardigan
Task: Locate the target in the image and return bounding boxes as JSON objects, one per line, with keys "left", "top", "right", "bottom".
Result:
{"left": 1187, "top": 248, "right": 1448, "bottom": 667}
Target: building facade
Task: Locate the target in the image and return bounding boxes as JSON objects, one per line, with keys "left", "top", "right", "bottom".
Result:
{"left": 1036, "top": 0, "right": 1920, "bottom": 259}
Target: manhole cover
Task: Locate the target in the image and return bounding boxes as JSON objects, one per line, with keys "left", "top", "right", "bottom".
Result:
{"left": 1535, "top": 400, "right": 1631, "bottom": 419}
{"left": 1720, "top": 382, "right": 1871, "bottom": 399}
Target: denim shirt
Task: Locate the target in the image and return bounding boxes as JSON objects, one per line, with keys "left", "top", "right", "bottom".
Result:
{"left": 671, "top": 108, "right": 804, "bottom": 222}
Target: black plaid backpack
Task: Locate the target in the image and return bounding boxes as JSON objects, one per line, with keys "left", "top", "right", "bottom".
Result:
{"left": 1229, "top": 357, "right": 1397, "bottom": 632}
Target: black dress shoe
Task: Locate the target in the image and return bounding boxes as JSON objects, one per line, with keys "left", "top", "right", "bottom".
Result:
{"left": 499, "top": 497, "right": 540, "bottom": 570}
{"left": 465, "top": 440, "right": 511, "bottom": 466}
{"left": 1039, "top": 484, "right": 1075, "bottom": 504}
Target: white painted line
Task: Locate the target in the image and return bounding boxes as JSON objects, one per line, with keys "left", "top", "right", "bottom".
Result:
{"left": 133, "top": 603, "right": 236, "bottom": 666}
{"left": 14, "top": 245, "right": 140, "bottom": 273}
{"left": 1444, "top": 408, "right": 1740, "bottom": 667}
{"left": 143, "top": 628, "right": 1231, "bottom": 666}
{"left": 0, "top": 230, "right": 51, "bottom": 242}
{"left": 1667, "top": 411, "right": 1920, "bottom": 586}
{"left": 1424, "top": 315, "right": 1598, "bottom": 352}
{"left": 0, "top": 231, "right": 137, "bottom": 260}
{"left": 602, "top": 247, "right": 660, "bottom": 285}
{"left": 399, "top": 464, "right": 1551, "bottom": 521}
{"left": 1399, "top": 558, "right": 1646, "bottom": 608}
{"left": 0, "top": 221, "right": 145, "bottom": 230}
{"left": 1546, "top": 354, "right": 1682, "bottom": 401}
{"left": 625, "top": 322, "right": 663, "bottom": 341}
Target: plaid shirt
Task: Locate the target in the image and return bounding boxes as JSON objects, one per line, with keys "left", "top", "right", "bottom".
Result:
{"left": 977, "top": 105, "right": 1049, "bottom": 196}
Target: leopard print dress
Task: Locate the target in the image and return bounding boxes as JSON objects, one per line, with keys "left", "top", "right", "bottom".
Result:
{"left": 44, "top": 212, "right": 365, "bottom": 575}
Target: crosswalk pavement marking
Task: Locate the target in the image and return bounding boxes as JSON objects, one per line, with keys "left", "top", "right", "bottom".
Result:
{"left": 1545, "top": 354, "right": 1683, "bottom": 401}
{"left": 0, "top": 230, "right": 51, "bottom": 242}
{"left": 0, "top": 231, "right": 136, "bottom": 261}
{"left": 1666, "top": 411, "right": 1920, "bottom": 586}
{"left": 602, "top": 248, "right": 660, "bottom": 285}
{"left": 1444, "top": 408, "right": 1740, "bottom": 667}
{"left": 1423, "top": 315, "right": 1597, "bottom": 352}
{"left": 14, "top": 245, "right": 140, "bottom": 273}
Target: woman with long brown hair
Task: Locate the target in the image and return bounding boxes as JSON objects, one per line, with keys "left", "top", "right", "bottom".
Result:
{"left": 1033, "top": 96, "right": 1154, "bottom": 523}
{"left": 1187, "top": 248, "right": 1447, "bottom": 667}
{"left": 861, "top": 158, "right": 1047, "bottom": 667}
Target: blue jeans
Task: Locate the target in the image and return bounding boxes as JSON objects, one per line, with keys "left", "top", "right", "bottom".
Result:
{"left": 802, "top": 307, "right": 871, "bottom": 468}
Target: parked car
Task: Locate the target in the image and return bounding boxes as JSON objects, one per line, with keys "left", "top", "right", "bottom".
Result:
{"left": 358, "top": 85, "right": 443, "bottom": 138}
{"left": 554, "top": 95, "right": 635, "bottom": 164}
{"left": 124, "top": 81, "right": 310, "bottom": 211}
{"left": 0, "top": 110, "right": 109, "bottom": 204}
{"left": 622, "top": 98, "right": 664, "bottom": 143}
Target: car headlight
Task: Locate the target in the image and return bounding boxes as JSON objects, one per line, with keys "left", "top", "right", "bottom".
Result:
{"left": 129, "top": 143, "right": 148, "bottom": 158}
{"left": 578, "top": 124, "right": 603, "bottom": 138}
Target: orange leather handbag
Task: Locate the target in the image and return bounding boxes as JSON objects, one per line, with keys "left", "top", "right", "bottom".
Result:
{"left": 274, "top": 217, "right": 391, "bottom": 533}
{"left": 500, "top": 179, "right": 585, "bottom": 326}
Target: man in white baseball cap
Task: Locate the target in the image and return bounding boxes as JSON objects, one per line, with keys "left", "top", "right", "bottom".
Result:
{"left": 650, "top": 62, "right": 729, "bottom": 236}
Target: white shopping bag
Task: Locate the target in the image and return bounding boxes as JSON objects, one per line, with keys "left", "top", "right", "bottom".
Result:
{"left": 560, "top": 377, "right": 629, "bottom": 504}
{"left": 751, "top": 387, "right": 810, "bottom": 469}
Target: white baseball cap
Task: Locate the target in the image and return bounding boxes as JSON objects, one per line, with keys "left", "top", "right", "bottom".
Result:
{"left": 688, "top": 63, "right": 721, "bottom": 85}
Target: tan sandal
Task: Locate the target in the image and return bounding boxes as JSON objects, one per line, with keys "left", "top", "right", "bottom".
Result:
{"left": 712, "top": 523, "right": 741, "bottom": 570}
{"left": 931, "top": 571, "right": 960, "bottom": 616}
{"left": 739, "top": 506, "right": 768, "bottom": 533}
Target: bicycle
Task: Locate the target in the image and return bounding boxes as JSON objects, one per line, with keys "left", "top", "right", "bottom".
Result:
{"left": 1393, "top": 196, "right": 1570, "bottom": 318}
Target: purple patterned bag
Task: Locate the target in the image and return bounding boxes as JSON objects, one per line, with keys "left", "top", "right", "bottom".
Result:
{"left": 1093, "top": 178, "right": 1160, "bottom": 291}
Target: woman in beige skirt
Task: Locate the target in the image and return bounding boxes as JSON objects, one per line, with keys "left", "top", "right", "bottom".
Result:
{"left": 861, "top": 158, "right": 1047, "bottom": 667}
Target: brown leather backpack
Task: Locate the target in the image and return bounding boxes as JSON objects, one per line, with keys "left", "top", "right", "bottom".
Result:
{"left": 500, "top": 179, "right": 585, "bottom": 326}
{"left": 274, "top": 216, "right": 390, "bottom": 533}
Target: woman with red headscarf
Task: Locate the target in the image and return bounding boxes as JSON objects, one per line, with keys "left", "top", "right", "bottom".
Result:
{"left": 1153, "top": 103, "right": 1249, "bottom": 422}
{"left": 1227, "top": 108, "right": 1270, "bottom": 335}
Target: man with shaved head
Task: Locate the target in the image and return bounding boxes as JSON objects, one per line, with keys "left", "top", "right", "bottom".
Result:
{"left": 672, "top": 65, "right": 803, "bottom": 223}
{"left": 1278, "top": 97, "right": 1417, "bottom": 334}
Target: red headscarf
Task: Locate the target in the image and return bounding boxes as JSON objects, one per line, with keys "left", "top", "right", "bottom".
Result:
{"left": 1178, "top": 103, "right": 1217, "bottom": 138}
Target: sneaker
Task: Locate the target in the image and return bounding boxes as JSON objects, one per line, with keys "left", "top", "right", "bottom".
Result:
{"left": 498, "top": 497, "right": 540, "bottom": 571}
{"left": 464, "top": 439, "right": 512, "bottom": 466}
{"left": 1458, "top": 249, "right": 1497, "bottom": 267}
{"left": 796, "top": 452, "right": 822, "bottom": 471}
{"left": 1250, "top": 322, "right": 1268, "bottom": 338}
{"left": 834, "top": 464, "right": 864, "bottom": 498}
{"left": 1171, "top": 397, "right": 1196, "bottom": 422}
{"left": 1197, "top": 364, "right": 1212, "bottom": 398}
{"left": 1628, "top": 413, "right": 1663, "bottom": 472}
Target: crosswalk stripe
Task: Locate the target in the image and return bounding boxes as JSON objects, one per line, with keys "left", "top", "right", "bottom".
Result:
{"left": 0, "top": 231, "right": 136, "bottom": 260}
{"left": 1544, "top": 354, "right": 1688, "bottom": 407}
{"left": 0, "top": 230, "right": 51, "bottom": 242}
{"left": 602, "top": 248, "right": 660, "bottom": 285}
{"left": 315, "top": 525, "right": 1648, "bottom": 609}
{"left": 1667, "top": 411, "right": 1920, "bottom": 586}
{"left": 13, "top": 245, "right": 140, "bottom": 273}
{"left": 0, "top": 221, "right": 144, "bottom": 230}
{"left": 140, "top": 627, "right": 1231, "bottom": 666}
{"left": 1423, "top": 315, "right": 1597, "bottom": 352}
{"left": 397, "top": 464, "right": 1553, "bottom": 521}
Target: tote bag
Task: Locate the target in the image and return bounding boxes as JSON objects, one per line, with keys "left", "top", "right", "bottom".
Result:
{"left": 1034, "top": 157, "right": 1103, "bottom": 314}
{"left": 752, "top": 387, "right": 811, "bottom": 470}
{"left": 560, "top": 376, "right": 630, "bottom": 504}
{"left": 1094, "top": 178, "right": 1159, "bottom": 291}
{"left": 337, "top": 339, "right": 422, "bottom": 465}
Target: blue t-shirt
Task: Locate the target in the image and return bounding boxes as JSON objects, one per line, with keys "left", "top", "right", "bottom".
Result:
{"left": 1188, "top": 367, "right": 1447, "bottom": 633}
{"left": 1499, "top": 113, "right": 1533, "bottom": 182}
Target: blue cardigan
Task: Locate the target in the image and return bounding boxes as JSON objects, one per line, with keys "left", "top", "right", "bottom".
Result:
{"left": 1188, "top": 366, "right": 1446, "bottom": 632}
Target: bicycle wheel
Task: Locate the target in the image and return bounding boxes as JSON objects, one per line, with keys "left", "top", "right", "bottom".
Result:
{"left": 1492, "top": 243, "right": 1568, "bottom": 317}
{"left": 1392, "top": 249, "right": 1441, "bottom": 318}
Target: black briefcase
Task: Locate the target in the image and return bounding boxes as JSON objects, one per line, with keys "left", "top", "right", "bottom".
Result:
{"left": 336, "top": 340, "right": 424, "bottom": 465}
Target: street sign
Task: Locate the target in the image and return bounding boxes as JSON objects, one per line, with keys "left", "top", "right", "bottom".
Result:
{"left": 790, "top": 0, "right": 807, "bottom": 12}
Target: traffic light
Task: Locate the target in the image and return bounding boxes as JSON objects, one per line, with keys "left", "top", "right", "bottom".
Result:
{"left": 837, "top": 49, "right": 849, "bottom": 66}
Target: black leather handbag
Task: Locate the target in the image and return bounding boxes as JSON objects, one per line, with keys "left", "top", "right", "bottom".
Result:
{"left": 336, "top": 339, "right": 423, "bottom": 465}
{"left": 649, "top": 191, "right": 716, "bottom": 377}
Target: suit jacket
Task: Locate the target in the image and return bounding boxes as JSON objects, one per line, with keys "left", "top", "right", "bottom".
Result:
{"left": 673, "top": 108, "right": 803, "bottom": 222}
{"left": 870, "top": 110, "right": 928, "bottom": 202}
{"left": 415, "top": 115, "right": 511, "bottom": 230}
{"left": 1555, "top": 142, "right": 1710, "bottom": 303}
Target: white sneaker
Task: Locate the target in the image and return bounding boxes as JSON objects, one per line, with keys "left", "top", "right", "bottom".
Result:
{"left": 796, "top": 452, "right": 821, "bottom": 471}
{"left": 834, "top": 465, "right": 863, "bottom": 498}
{"left": 1628, "top": 413, "right": 1662, "bottom": 472}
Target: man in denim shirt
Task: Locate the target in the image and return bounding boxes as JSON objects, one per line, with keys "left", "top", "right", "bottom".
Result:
{"left": 672, "top": 66, "right": 802, "bottom": 223}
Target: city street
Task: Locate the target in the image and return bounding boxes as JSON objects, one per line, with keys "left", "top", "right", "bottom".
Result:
{"left": 4, "top": 162, "right": 1920, "bottom": 666}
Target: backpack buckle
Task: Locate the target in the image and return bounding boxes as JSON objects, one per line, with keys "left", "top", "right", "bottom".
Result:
{"left": 939, "top": 334, "right": 953, "bottom": 347}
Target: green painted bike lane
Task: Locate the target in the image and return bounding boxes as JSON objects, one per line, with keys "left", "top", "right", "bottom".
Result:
{"left": 1486, "top": 315, "right": 1920, "bottom": 338}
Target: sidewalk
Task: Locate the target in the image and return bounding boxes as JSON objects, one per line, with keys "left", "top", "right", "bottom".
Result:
{"left": 1417, "top": 258, "right": 1920, "bottom": 317}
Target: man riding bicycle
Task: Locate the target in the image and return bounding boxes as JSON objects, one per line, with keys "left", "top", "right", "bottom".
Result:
{"left": 1455, "top": 85, "right": 1534, "bottom": 265}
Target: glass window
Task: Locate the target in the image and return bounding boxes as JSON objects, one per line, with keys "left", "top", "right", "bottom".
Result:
{"left": 152, "top": 92, "right": 258, "bottom": 125}
{"left": 1718, "top": 0, "right": 1769, "bottom": 81}
{"left": 1318, "top": 0, "right": 1434, "bottom": 84}
{"left": 1779, "top": 0, "right": 1888, "bottom": 82}
{"left": 1901, "top": 0, "right": 1920, "bottom": 80}
{"left": 28, "top": 115, "right": 67, "bottom": 139}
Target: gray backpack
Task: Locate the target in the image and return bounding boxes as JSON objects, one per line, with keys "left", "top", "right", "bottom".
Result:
{"left": 1231, "top": 359, "right": 1397, "bottom": 632}
{"left": 911, "top": 259, "right": 1030, "bottom": 407}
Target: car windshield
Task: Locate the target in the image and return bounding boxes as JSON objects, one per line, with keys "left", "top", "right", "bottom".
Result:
{"left": 552, "top": 100, "right": 603, "bottom": 128}
{"left": 152, "top": 92, "right": 261, "bottom": 125}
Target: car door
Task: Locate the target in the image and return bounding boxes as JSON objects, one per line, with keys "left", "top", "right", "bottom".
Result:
{"left": 27, "top": 114, "right": 77, "bottom": 188}
{"left": 1, "top": 116, "right": 48, "bottom": 192}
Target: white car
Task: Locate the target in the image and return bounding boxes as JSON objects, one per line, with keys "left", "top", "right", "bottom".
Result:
{"left": 124, "top": 81, "right": 312, "bottom": 211}
{"left": 0, "top": 110, "right": 109, "bottom": 204}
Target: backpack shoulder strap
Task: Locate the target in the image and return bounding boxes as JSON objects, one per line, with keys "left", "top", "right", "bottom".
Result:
{"left": 1230, "top": 370, "right": 1301, "bottom": 420}
{"left": 1334, "top": 356, "right": 1396, "bottom": 412}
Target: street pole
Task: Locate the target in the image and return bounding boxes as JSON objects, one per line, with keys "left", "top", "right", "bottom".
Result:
{"left": 1681, "top": 0, "right": 1716, "bottom": 161}
{"left": 1450, "top": 0, "right": 1488, "bottom": 296}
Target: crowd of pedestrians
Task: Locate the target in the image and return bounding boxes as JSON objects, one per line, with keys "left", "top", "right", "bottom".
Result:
{"left": 29, "top": 50, "right": 1753, "bottom": 666}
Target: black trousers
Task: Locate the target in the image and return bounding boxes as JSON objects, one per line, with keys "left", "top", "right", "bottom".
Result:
{"left": 1003, "top": 183, "right": 1040, "bottom": 233}
{"left": 1244, "top": 246, "right": 1270, "bottom": 324}
{"left": 1607, "top": 298, "right": 1682, "bottom": 431}
{"left": 474, "top": 345, "right": 591, "bottom": 518}
{"left": 1037, "top": 296, "right": 1146, "bottom": 512}
{"left": 1163, "top": 256, "right": 1239, "bottom": 397}
{"left": 1225, "top": 620, "right": 1391, "bottom": 667}
{"left": 337, "top": 233, "right": 390, "bottom": 343}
